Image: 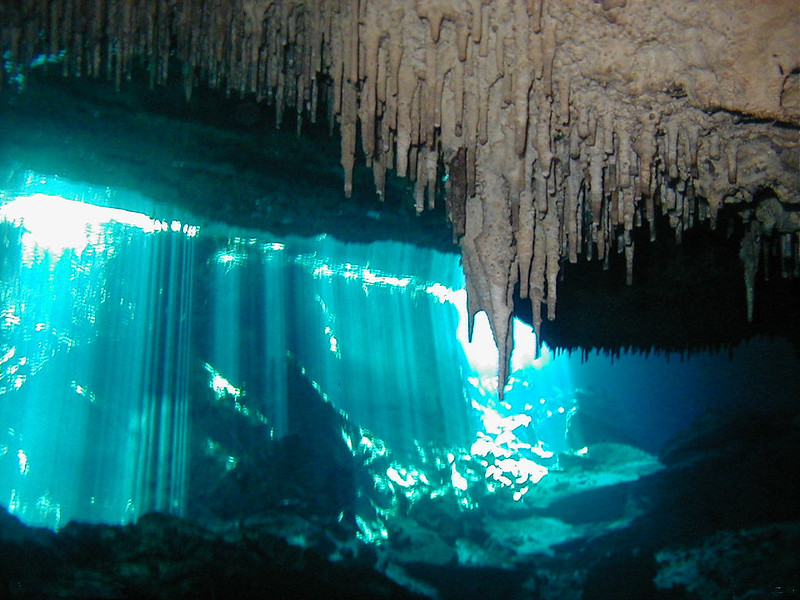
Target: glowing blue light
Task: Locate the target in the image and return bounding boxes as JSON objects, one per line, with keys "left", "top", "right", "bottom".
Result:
{"left": 1, "top": 179, "right": 197, "bottom": 528}
{"left": 1, "top": 169, "right": 587, "bottom": 528}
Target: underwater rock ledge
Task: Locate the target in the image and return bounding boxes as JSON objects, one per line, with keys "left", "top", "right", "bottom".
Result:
{"left": 0, "top": 508, "right": 427, "bottom": 600}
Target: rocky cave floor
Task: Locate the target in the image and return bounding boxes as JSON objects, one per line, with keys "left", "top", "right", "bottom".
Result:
{"left": 2, "top": 364, "right": 799, "bottom": 600}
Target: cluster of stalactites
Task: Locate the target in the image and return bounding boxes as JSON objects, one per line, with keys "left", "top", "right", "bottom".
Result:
{"left": 2, "top": 1, "right": 797, "bottom": 397}
{"left": 339, "top": 1, "right": 799, "bottom": 395}
{"left": 0, "top": 0, "right": 330, "bottom": 133}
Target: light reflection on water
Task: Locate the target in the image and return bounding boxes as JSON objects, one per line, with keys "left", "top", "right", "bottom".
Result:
{"left": 0, "top": 172, "right": 577, "bottom": 530}
{"left": 0, "top": 176, "right": 197, "bottom": 528}
{"left": 3, "top": 171, "right": 794, "bottom": 534}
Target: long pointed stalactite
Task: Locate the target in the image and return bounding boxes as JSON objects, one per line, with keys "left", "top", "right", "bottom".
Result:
{"left": 1, "top": 0, "right": 798, "bottom": 393}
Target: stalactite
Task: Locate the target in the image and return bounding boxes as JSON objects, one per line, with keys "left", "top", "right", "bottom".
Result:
{"left": 426, "top": 144, "right": 438, "bottom": 210}
{"left": 544, "top": 198, "right": 560, "bottom": 321}
{"left": 588, "top": 136, "right": 604, "bottom": 259}
{"left": 373, "top": 144, "right": 387, "bottom": 200}
{"left": 1, "top": 0, "right": 797, "bottom": 394}
{"left": 682, "top": 122, "right": 700, "bottom": 178}
{"left": 461, "top": 194, "right": 489, "bottom": 343}
{"left": 558, "top": 75, "right": 570, "bottom": 126}
{"left": 395, "top": 64, "right": 416, "bottom": 178}
{"left": 340, "top": 79, "right": 358, "bottom": 198}
{"left": 725, "top": 140, "right": 738, "bottom": 185}
{"left": 709, "top": 131, "right": 721, "bottom": 160}
{"left": 445, "top": 148, "right": 468, "bottom": 241}
{"left": 415, "top": 0, "right": 446, "bottom": 44}
{"left": 540, "top": 14, "right": 555, "bottom": 98}
{"left": 529, "top": 213, "right": 546, "bottom": 334}
{"left": 432, "top": 50, "right": 448, "bottom": 144}
{"left": 739, "top": 221, "right": 760, "bottom": 323}
{"left": 462, "top": 73, "right": 479, "bottom": 198}
{"left": 565, "top": 158, "right": 581, "bottom": 263}
{"left": 453, "top": 57, "right": 465, "bottom": 136}
{"left": 534, "top": 104, "right": 553, "bottom": 182}
{"left": 530, "top": 0, "right": 544, "bottom": 34}
{"left": 477, "top": 62, "right": 491, "bottom": 146}
{"left": 665, "top": 118, "right": 680, "bottom": 180}
{"left": 414, "top": 146, "right": 428, "bottom": 213}
{"left": 471, "top": 145, "right": 518, "bottom": 400}
{"left": 512, "top": 0, "right": 531, "bottom": 157}
{"left": 359, "top": 4, "right": 383, "bottom": 163}
{"left": 617, "top": 128, "right": 631, "bottom": 190}
{"left": 517, "top": 189, "right": 534, "bottom": 298}
{"left": 633, "top": 111, "right": 660, "bottom": 241}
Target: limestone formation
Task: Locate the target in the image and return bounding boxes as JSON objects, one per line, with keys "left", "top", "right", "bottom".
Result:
{"left": 1, "top": 0, "right": 798, "bottom": 392}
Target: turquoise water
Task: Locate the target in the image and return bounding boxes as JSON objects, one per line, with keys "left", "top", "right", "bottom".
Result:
{"left": 1, "top": 172, "right": 797, "bottom": 535}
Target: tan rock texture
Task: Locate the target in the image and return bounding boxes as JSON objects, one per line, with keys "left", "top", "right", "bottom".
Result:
{"left": 1, "top": 0, "right": 798, "bottom": 388}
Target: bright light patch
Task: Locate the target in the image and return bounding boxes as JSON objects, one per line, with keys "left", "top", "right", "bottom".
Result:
{"left": 454, "top": 295, "right": 501, "bottom": 377}
{"left": 512, "top": 486, "right": 530, "bottom": 501}
{"left": 313, "top": 263, "right": 334, "bottom": 277}
{"left": 0, "top": 173, "right": 202, "bottom": 528}
{"left": 387, "top": 466, "right": 417, "bottom": 488}
{"left": 425, "top": 282, "right": 459, "bottom": 303}
{"left": 298, "top": 254, "right": 430, "bottom": 293}
{"left": 0, "top": 194, "right": 159, "bottom": 260}
{"left": 17, "top": 449, "right": 28, "bottom": 475}
{"left": 204, "top": 363, "right": 241, "bottom": 399}
{"left": 511, "top": 320, "right": 552, "bottom": 371}
{"left": 70, "top": 381, "right": 97, "bottom": 403}
{"left": 0, "top": 348, "right": 15, "bottom": 365}
{"left": 362, "top": 268, "right": 411, "bottom": 288}
{"left": 451, "top": 463, "right": 468, "bottom": 491}
{"left": 468, "top": 399, "right": 551, "bottom": 497}
{"left": 0, "top": 193, "right": 199, "bottom": 266}
{"left": 2, "top": 308, "right": 20, "bottom": 327}
{"left": 450, "top": 290, "right": 554, "bottom": 381}
{"left": 203, "top": 363, "right": 271, "bottom": 427}
{"left": 213, "top": 248, "right": 247, "bottom": 271}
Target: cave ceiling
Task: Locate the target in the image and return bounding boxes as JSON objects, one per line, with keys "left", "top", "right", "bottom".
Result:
{"left": 1, "top": 0, "right": 798, "bottom": 364}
